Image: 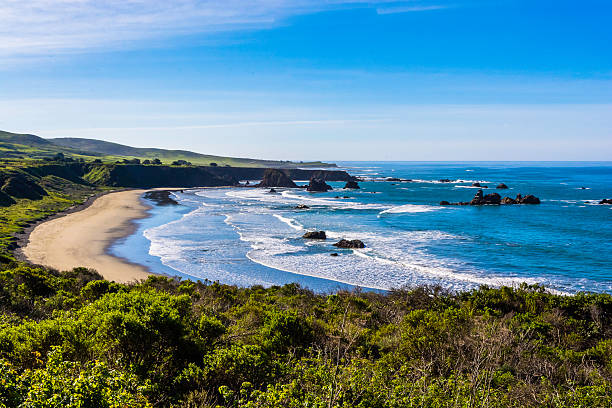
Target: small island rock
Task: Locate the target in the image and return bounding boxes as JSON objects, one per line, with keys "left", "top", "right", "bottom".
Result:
{"left": 307, "top": 178, "right": 333, "bottom": 192}
{"left": 257, "top": 169, "right": 298, "bottom": 188}
{"left": 333, "top": 239, "right": 365, "bottom": 249}
{"left": 496, "top": 183, "right": 509, "bottom": 189}
{"left": 470, "top": 189, "right": 501, "bottom": 205}
{"left": 344, "top": 180, "right": 360, "bottom": 189}
{"left": 303, "top": 231, "right": 327, "bottom": 240}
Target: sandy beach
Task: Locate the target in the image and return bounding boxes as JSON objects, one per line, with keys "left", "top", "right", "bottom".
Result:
{"left": 22, "top": 189, "right": 153, "bottom": 283}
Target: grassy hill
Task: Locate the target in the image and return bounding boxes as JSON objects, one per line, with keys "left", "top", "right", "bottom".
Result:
{"left": 0, "top": 130, "right": 333, "bottom": 168}
{"left": 0, "top": 131, "right": 105, "bottom": 161}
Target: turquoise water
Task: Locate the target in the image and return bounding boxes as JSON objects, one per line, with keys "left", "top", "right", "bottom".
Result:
{"left": 110, "top": 162, "right": 612, "bottom": 294}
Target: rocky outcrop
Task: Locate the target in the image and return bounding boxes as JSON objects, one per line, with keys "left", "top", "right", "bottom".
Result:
{"left": 307, "top": 178, "right": 332, "bottom": 192}
{"left": 295, "top": 204, "right": 310, "bottom": 209}
{"left": 257, "top": 169, "right": 298, "bottom": 188}
{"left": 600, "top": 199, "right": 612, "bottom": 205}
{"left": 519, "top": 194, "right": 541, "bottom": 204}
{"left": 344, "top": 180, "right": 360, "bottom": 189}
{"left": 439, "top": 179, "right": 452, "bottom": 183}
{"left": 1, "top": 175, "right": 48, "bottom": 200}
{"left": 441, "top": 190, "right": 541, "bottom": 206}
{"left": 470, "top": 190, "right": 501, "bottom": 205}
{"left": 303, "top": 231, "right": 326, "bottom": 240}
{"left": 143, "top": 191, "right": 179, "bottom": 206}
{"left": 333, "top": 239, "right": 365, "bottom": 249}
{"left": 472, "top": 182, "right": 482, "bottom": 187}
{"left": 496, "top": 183, "right": 509, "bottom": 189}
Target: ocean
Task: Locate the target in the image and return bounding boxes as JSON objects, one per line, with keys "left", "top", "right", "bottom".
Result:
{"left": 110, "top": 162, "right": 612, "bottom": 294}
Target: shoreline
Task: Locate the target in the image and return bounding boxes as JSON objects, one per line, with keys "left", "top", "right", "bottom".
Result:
{"left": 19, "top": 189, "right": 159, "bottom": 283}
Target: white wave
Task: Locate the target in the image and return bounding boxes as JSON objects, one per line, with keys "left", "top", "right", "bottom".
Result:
{"left": 379, "top": 204, "right": 443, "bottom": 214}
{"left": 454, "top": 185, "right": 491, "bottom": 189}
{"left": 280, "top": 190, "right": 388, "bottom": 210}
{"left": 273, "top": 214, "right": 304, "bottom": 231}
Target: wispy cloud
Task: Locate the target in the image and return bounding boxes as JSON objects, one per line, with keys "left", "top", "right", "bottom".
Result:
{"left": 377, "top": 5, "right": 449, "bottom": 14}
{"left": 0, "top": 0, "right": 450, "bottom": 58}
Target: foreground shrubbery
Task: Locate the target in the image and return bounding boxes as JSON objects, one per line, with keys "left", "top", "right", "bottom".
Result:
{"left": 0, "top": 264, "right": 610, "bottom": 407}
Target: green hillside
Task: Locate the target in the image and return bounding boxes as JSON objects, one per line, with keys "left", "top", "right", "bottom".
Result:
{"left": 0, "top": 130, "right": 334, "bottom": 168}
{"left": 0, "top": 131, "right": 104, "bottom": 161}
{"left": 50, "top": 137, "right": 333, "bottom": 168}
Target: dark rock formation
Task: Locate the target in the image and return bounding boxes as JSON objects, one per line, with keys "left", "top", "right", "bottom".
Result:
{"left": 470, "top": 189, "right": 501, "bottom": 205}
{"left": 268, "top": 188, "right": 278, "bottom": 194}
{"left": 333, "top": 239, "right": 365, "bottom": 249}
{"left": 442, "top": 191, "right": 541, "bottom": 206}
{"left": 307, "top": 178, "right": 332, "bottom": 192}
{"left": 303, "top": 231, "right": 326, "bottom": 240}
{"left": 143, "top": 191, "right": 179, "bottom": 206}
{"left": 496, "top": 183, "right": 509, "bottom": 189}
{"left": 439, "top": 179, "right": 452, "bottom": 183}
{"left": 295, "top": 204, "right": 310, "bottom": 209}
{"left": 519, "top": 194, "right": 541, "bottom": 204}
{"left": 344, "top": 180, "right": 360, "bottom": 189}
{"left": 386, "top": 177, "right": 402, "bottom": 182}
{"left": 600, "top": 199, "right": 612, "bottom": 205}
{"left": 257, "top": 169, "right": 297, "bottom": 188}
{"left": 472, "top": 182, "right": 482, "bottom": 187}
{"left": 1, "top": 175, "right": 48, "bottom": 200}
{"left": 330, "top": 253, "right": 339, "bottom": 257}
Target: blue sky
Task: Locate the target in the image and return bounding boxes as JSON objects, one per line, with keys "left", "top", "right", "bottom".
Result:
{"left": 1, "top": 0, "right": 611, "bottom": 160}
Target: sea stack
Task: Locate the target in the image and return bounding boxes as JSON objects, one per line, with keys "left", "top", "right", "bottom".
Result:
{"left": 257, "top": 169, "right": 298, "bottom": 188}
{"left": 307, "top": 178, "right": 332, "bottom": 192}
{"left": 470, "top": 189, "right": 501, "bottom": 205}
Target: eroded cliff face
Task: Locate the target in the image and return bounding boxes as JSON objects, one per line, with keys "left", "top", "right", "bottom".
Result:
{"left": 85, "top": 164, "right": 354, "bottom": 188}
{"left": 0, "top": 162, "right": 354, "bottom": 201}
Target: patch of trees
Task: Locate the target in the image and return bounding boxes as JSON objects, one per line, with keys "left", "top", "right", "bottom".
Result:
{"left": 171, "top": 159, "right": 192, "bottom": 166}
{"left": 0, "top": 264, "right": 610, "bottom": 407}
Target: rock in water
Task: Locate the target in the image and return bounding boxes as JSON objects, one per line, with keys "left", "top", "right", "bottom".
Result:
{"left": 519, "top": 195, "right": 541, "bottom": 204}
{"left": 257, "top": 169, "right": 297, "bottom": 188}
{"left": 496, "top": 183, "right": 509, "bottom": 189}
{"left": 600, "top": 199, "right": 612, "bottom": 205}
{"left": 307, "top": 178, "right": 332, "bottom": 192}
{"left": 303, "top": 231, "right": 326, "bottom": 240}
{"left": 333, "top": 239, "right": 365, "bottom": 249}
{"left": 501, "top": 196, "right": 517, "bottom": 204}
{"left": 472, "top": 182, "right": 482, "bottom": 187}
{"left": 330, "top": 253, "right": 339, "bottom": 257}
{"left": 439, "top": 179, "right": 452, "bottom": 183}
{"left": 295, "top": 204, "right": 310, "bottom": 209}
{"left": 470, "top": 189, "right": 501, "bottom": 205}
{"left": 439, "top": 200, "right": 451, "bottom": 205}
{"left": 344, "top": 180, "right": 360, "bottom": 189}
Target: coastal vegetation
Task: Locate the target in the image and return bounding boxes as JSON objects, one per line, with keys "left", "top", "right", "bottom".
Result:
{"left": 0, "top": 265, "right": 610, "bottom": 407}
